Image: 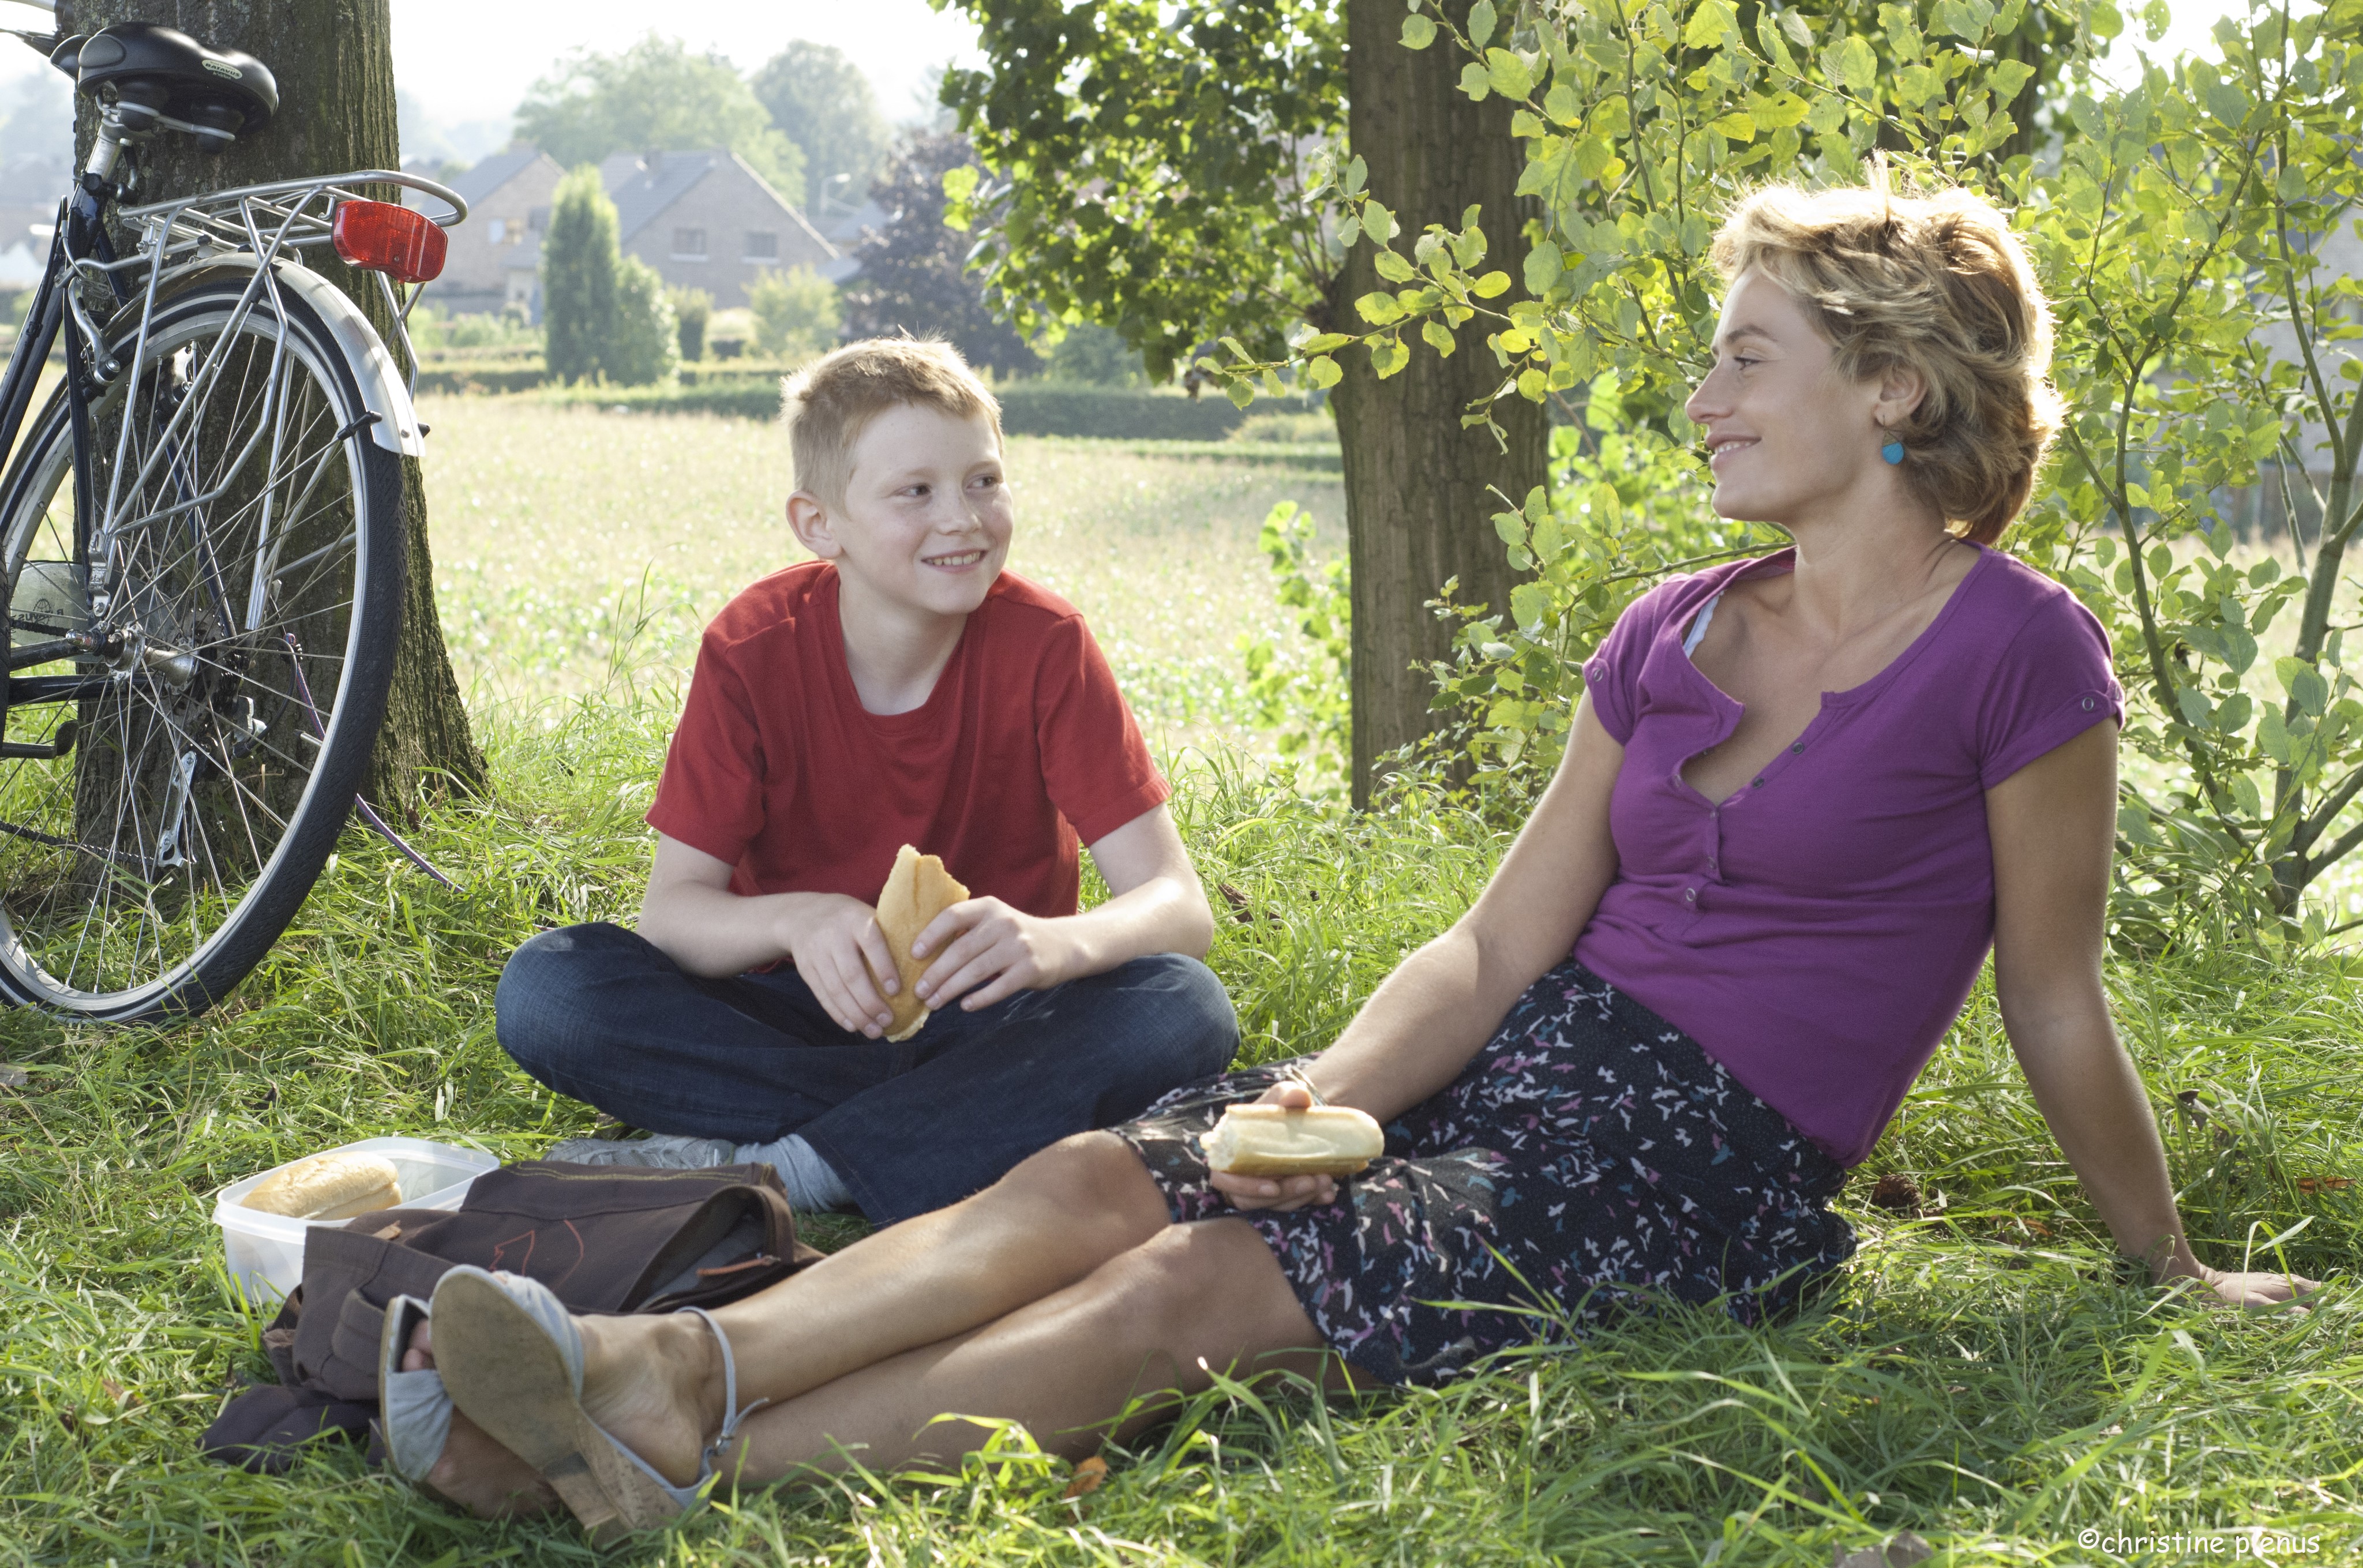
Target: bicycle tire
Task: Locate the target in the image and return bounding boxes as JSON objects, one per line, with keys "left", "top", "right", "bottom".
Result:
{"left": 0, "top": 272, "right": 403, "bottom": 1021}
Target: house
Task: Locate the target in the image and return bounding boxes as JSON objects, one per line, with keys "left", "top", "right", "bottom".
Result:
{"left": 0, "top": 153, "right": 69, "bottom": 290}
{"left": 414, "top": 145, "right": 566, "bottom": 320}
{"left": 598, "top": 148, "right": 838, "bottom": 308}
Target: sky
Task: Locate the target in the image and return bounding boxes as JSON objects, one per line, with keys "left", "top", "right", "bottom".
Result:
{"left": 0, "top": 0, "right": 2293, "bottom": 166}
{"left": 0, "top": 0, "right": 982, "bottom": 157}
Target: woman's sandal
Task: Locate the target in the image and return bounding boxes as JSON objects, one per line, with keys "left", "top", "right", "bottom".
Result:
{"left": 376, "top": 1293, "right": 454, "bottom": 1484}
{"left": 428, "top": 1265, "right": 765, "bottom": 1543}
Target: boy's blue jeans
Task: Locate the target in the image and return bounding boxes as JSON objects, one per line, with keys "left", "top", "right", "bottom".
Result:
{"left": 495, "top": 922, "right": 1239, "bottom": 1224}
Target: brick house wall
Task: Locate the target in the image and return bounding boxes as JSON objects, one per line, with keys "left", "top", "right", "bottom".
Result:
{"left": 605, "top": 150, "right": 837, "bottom": 310}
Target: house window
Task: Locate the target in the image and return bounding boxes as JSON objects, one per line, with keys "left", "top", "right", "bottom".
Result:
{"left": 486, "top": 217, "right": 507, "bottom": 245}
{"left": 672, "top": 227, "right": 708, "bottom": 260}
{"left": 743, "top": 230, "right": 778, "bottom": 262}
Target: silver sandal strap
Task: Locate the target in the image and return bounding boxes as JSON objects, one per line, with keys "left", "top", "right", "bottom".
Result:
{"left": 677, "top": 1305, "right": 768, "bottom": 1476}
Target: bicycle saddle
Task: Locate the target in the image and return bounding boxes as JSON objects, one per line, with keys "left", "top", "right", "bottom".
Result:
{"left": 51, "top": 24, "right": 276, "bottom": 145}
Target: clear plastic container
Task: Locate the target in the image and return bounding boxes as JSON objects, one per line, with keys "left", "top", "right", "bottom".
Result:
{"left": 212, "top": 1136, "right": 499, "bottom": 1306}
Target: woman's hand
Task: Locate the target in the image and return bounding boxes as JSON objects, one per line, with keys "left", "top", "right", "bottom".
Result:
{"left": 777, "top": 893, "right": 899, "bottom": 1036}
{"left": 1207, "top": 1082, "right": 1344, "bottom": 1213}
{"left": 912, "top": 896, "right": 1082, "bottom": 1011}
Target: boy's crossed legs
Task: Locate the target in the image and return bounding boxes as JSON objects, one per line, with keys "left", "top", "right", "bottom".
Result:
{"left": 495, "top": 921, "right": 1238, "bottom": 1223}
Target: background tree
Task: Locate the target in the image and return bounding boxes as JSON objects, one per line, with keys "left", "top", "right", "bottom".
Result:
{"left": 59, "top": 0, "right": 482, "bottom": 805}
{"left": 669, "top": 285, "right": 712, "bottom": 362}
{"left": 751, "top": 40, "right": 892, "bottom": 219}
{"left": 748, "top": 266, "right": 841, "bottom": 362}
{"left": 842, "top": 132, "right": 1037, "bottom": 377}
{"left": 937, "top": 0, "right": 1546, "bottom": 803}
{"left": 541, "top": 166, "right": 618, "bottom": 385}
{"left": 516, "top": 36, "right": 804, "bottom": 204}
{"left": 606, "top": 257, "right": 678, "bottom": 387}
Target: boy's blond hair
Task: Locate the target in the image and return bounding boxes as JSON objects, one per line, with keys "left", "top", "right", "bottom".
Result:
{"left": 781, "top": 339, "right": 1004, "bottom": 508}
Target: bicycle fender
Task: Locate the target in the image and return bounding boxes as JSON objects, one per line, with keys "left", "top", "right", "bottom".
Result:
{"left": 144, "top": 256, "right": 426, "bottom": 458}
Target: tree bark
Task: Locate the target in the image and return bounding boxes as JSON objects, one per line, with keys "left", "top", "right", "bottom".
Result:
{"left": 62, "top": 0, "right": 485, "bottom": 809}
{"left": 1331, "top": 0, "right": 1547, "bottom": 806}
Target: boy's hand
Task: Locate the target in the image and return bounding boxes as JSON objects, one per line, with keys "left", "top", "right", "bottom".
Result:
{"left": 910, "top": 897, "right": 1081, "bottom": 1011}
{"left": 778, "top": 894, "right": 901, "bottom": 1036}
{"left": 1209, "top": 1082, "right": 1341, "bottom": 1212}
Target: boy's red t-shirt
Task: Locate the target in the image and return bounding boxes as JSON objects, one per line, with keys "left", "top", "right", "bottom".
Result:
{"left": 645, "top": 561, "right": 1169, "bottom": 918}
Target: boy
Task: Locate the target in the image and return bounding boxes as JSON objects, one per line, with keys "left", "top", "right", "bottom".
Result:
{"left": 495, "top": 339, "right": 1236, "bottom": 1224}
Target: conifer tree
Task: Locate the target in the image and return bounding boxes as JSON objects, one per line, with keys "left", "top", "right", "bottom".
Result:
{"left": 542, "top": 165, "right": 618, "bottom": 385}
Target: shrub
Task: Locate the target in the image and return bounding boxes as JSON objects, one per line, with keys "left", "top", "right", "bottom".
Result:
{"left": 670, "top": 286, "right": 712, "bottom": 362}
{"left": 541, "top": 164, "right": 618, "bottom": 386}
{"left": 1041, "top": 322, "right": 1147, "bottom": 387}
{"left": 604, "top": 257, "right": 678, "bottom": 388}
{"left": 747, "top": 266, "right": 841, "bottom": 362}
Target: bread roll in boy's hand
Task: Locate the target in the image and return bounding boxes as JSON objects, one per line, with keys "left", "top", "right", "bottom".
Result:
{"left": 872, "top": 844, "right": 970, "bottom": 1041}
{"left": 241, "top": 1150, "right": 403, "bottom": 1220}
{"left": 1203, "top": 1104, "right": 1383, "bottom": 1177}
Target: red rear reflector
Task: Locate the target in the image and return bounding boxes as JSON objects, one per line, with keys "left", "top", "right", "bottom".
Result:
{"left": 332, "top": 200, "right": 447, "bottom": 283}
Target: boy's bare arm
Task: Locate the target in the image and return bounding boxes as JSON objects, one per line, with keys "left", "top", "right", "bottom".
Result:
{"left": 639, "top": 835, "right": 903, "bottom": 1036}
{"left": 909, "top": 804, "right": 1216, "bottom": 1012}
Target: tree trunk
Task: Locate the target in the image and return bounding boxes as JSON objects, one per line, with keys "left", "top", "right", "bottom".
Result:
{"left": 62, "top": 0, "right": 485, "bottom": 809}
{"left": 1332, "top": 0, "right": 1547, "bottom": 806}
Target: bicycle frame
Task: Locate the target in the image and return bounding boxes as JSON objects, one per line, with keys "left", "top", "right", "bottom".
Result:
{"left": 0, "top": 130, "right": 466, "bottom": 719}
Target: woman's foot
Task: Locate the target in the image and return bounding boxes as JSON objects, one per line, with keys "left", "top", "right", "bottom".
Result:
{"left": 403, "top": 1322, "right": 560, "bottom": 1518}
{"left": 572, "top": 1310, "right": 730, "bottom": 1488}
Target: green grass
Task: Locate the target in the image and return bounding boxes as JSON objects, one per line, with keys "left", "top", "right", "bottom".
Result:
{"left": 0, "top": 676, "right": 2356, "bottom": 1565}
{"left": 0, "top": 411, "right": 2358, "bottom": 1564}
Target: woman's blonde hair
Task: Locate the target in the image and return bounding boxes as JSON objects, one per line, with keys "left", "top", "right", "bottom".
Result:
{"left": 1708, "top": 179, "right": 2062, "bottom": 543}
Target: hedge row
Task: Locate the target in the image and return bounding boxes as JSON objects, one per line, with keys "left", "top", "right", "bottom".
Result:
{"left": 413, "top": 369, "right": 1328, "bottom": 441}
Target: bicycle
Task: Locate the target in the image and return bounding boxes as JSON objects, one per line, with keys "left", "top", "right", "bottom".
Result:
{"left": 0, "top": 7, "right": 465, "bottom": 1021}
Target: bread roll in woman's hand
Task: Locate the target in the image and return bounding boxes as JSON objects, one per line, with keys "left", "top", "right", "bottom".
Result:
{"left": 872, "top": 845, "right": 970, "bottom": 1041}
{"left": 241, "top": 1150, "right": 403, "bottom": 1220}
{"left": 1203, "top": 1104, "right": 1384, "bottom": 1177}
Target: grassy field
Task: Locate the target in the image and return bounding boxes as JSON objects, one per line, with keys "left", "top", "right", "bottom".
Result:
{"left": 0, "top": 401, "right": 2357, "bottom": 1565}
{"left": 415, "top": 396, "right": 1348, "bottom": 768}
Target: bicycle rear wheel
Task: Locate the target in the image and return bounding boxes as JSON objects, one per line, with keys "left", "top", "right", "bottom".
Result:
{"left": 0, "top": 273, "right": 403, "bottom": 1020}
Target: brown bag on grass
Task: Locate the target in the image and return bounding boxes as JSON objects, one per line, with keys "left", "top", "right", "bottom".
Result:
{"left": 201, "top": 1161, "right": 822, "bottom": 1472}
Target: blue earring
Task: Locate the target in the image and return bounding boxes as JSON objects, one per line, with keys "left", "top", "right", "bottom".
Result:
{"left": 1881, "top": 438, "right": 1906, "bottom": 465}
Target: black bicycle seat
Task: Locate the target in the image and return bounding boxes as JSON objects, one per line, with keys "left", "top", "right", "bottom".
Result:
{"left": 51, "top": 24, "right": 276, "bottom": 144}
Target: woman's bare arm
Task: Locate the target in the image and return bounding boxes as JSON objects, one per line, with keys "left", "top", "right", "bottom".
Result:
{"left": 1988, "top": 721, "right": 2314, "bottom": 1307}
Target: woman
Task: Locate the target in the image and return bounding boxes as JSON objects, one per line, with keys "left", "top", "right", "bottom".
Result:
{"left": 406, "top": 181, "right": 2317, "bottom": 1532}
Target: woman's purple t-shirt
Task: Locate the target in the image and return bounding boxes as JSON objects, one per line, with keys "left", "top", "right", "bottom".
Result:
{"left": 1571, "top": 544, "right": 2123, "bottom": 1166}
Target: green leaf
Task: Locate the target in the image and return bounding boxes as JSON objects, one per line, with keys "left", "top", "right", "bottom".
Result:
{"left": 1423, "top": 319, "right": 1458, "bottom": 357}
{"left": 1301, "top": 333, "right": 1351, "bottom": 354}
{"left": 2259, "top": 704, "right": 2295, "bottom": 765}
{"left": 1356, "top": 291, "right": 1406, "bottom": 325}
{"left": 2279, "top": 657, "right": 2330, "bottom": 717}
{"left": 1469, "top": 0, "right": 1498, "bottom": 49}
{"left": 1511, "top": 582, "right": 1551, "bottom": 628}
{"left": 1342, "top": 155, "right": 1368, "bottom": 197}
{"left": 940, "top": 164, "right": 979, "bottom": 208}
{"left": 1487, "top": 48, "right": 1535, "bottom": 100}
{"left": 1401, "top": 13, "right": 1438, "bottom": 50}
{"left": 1225, "top": 380, "right": 1256, "bottom": 410}
{"left": 1683, "top": 0, "right": 1738, "bottom": 48}
{"left": 1780, "top": 9, "right": 1814, "bottom": 47}
{"left": 1305, "top": 353, "right": 1342, "bottom": 389}
{"left": 1371, "top": 334, "right": 1411, "bottom": 379}
{"left": 1375, "top": 249, "right": 1419, "bottom": 282}
{"left": 1835, "top": 35, "right": 1878, "bottom": 95}
{"left": 1363, "top": 202, "right": 1398, "bottom": 243}
{"left": 1460, "top": 61, "right": 1494, "bottom": 101}
{"left": 1517, "top": 366, "right": 1548, "bottom": 400}
{"left": 1522, "top": 239, "right": 1565, "bottom": 297}
{"left": 1543, "top": 80, "right": 1582, "bottom": 125}
{"left": 1471, "top": 270, "right": 1513, "bottom": 298}
{"left": 1710, "top": 110, "right": 1756, "bottom": 142}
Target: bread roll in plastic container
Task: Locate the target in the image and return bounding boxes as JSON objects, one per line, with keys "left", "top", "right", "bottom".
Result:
{"left": 213, "top": 1136, "right": 498, "bottom": 1305}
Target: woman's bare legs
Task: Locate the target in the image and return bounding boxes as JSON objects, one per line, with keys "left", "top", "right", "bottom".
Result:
{"left": 577, "top": 1209, "right": 1333, "bottom": 1489}
{"left": 417, "top": 1130, "right": 1194, "bottom": 1513}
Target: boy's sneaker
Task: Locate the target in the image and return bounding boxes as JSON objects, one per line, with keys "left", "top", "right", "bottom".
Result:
{"left": 546, "top": 1132, "right": 736, "bottom": 1169}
